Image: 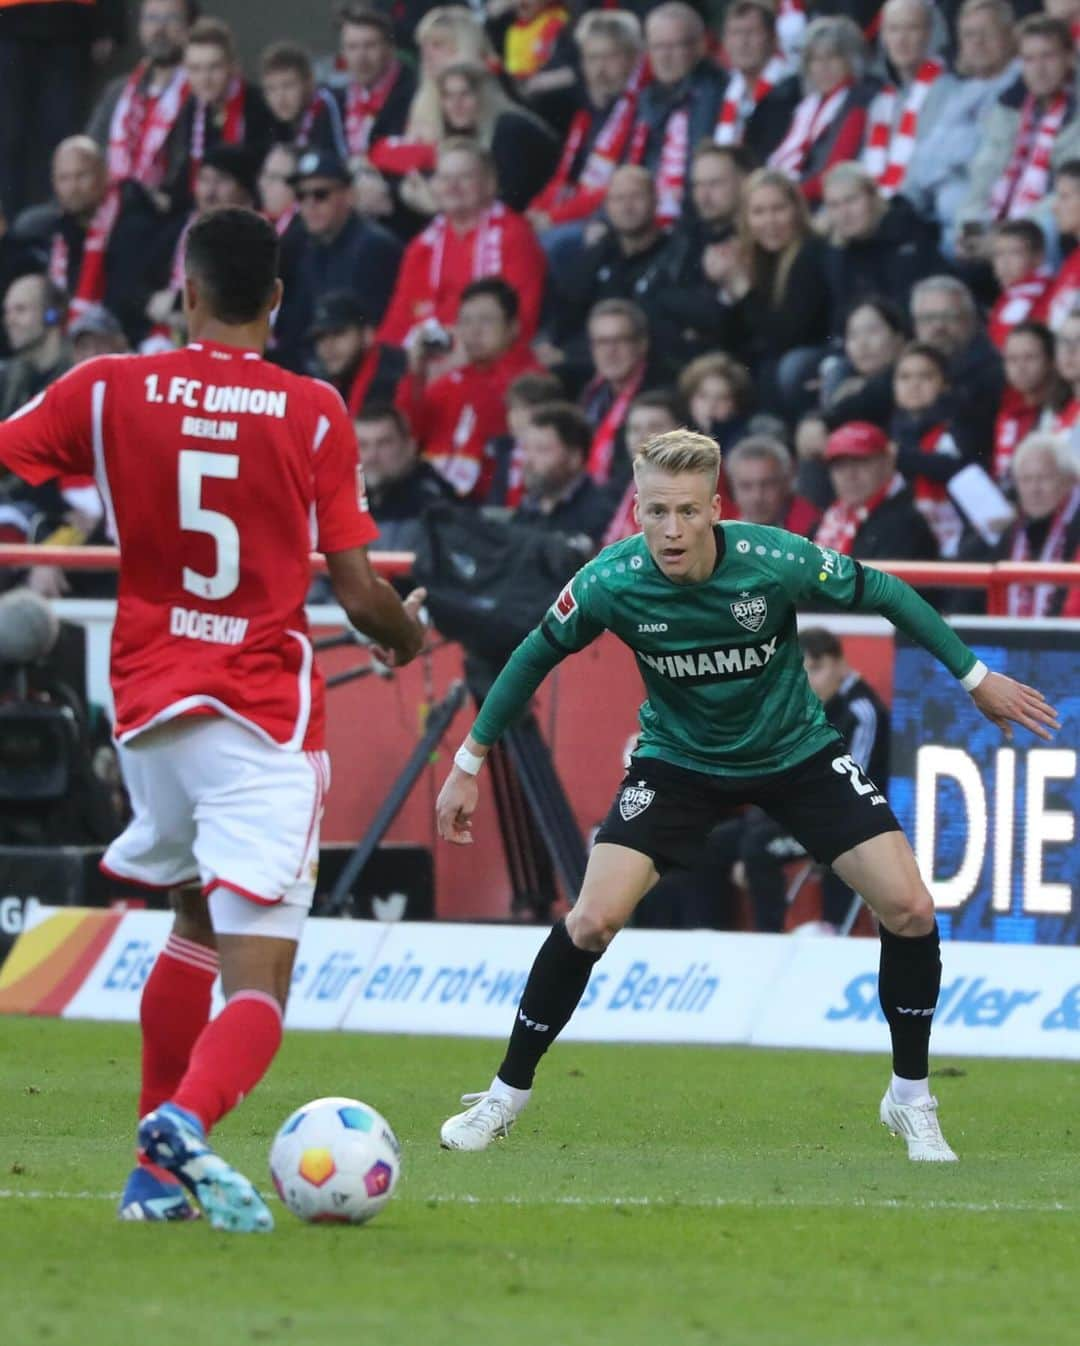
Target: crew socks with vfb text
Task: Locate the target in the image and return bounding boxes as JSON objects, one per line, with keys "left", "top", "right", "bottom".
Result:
{"left": 496, "top": 919, "right": 602, "bottom": 1091}
{"left": 878, "top": 921, "right": 942, "bottom": 1095}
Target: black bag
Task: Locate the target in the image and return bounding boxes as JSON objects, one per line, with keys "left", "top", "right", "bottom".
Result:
{"left": 411, "top": 503, "right": 582, "bottom": 664}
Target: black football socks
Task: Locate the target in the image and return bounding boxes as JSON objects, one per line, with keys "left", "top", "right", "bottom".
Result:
{"left": 497, "top": 919, "right": 601, "bottom": 1090}
{"left": 878, "top": 921, "right": 942, "bottom": 1080}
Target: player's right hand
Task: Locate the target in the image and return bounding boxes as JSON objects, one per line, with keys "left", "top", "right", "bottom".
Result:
{"left": 371, "top": 587, "right": 428, "bottom": 668}
{"left": 436, "top": 769, "right": 478, "bottom": 845}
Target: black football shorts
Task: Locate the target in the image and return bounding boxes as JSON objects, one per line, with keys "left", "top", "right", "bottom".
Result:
{"left": 594, "top": 741, "right": 901, "bottom": 873}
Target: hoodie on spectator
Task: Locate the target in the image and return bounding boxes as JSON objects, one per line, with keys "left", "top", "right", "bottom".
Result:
{"left": 890, "top": 398, "right": 969, "bottom": 557}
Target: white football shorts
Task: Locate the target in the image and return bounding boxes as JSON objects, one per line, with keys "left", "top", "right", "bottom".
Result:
{"left": 102, "top": 716, "right": 329, "bottom": 937}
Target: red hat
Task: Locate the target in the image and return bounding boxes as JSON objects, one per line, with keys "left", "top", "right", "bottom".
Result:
{"left": 824, "top": 422, "right": 890, "bottom": 462}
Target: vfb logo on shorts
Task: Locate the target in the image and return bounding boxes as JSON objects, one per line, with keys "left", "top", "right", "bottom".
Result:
{"left": 730, "top": 593, "right": 767, "bottom": 632}
{"left": 619, "top": 780, "right": 655, "bottom": 821}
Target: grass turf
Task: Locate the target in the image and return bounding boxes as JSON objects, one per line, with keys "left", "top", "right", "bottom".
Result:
{"left": 1, "top": 1018, "right": 1077, "bottom": 1346}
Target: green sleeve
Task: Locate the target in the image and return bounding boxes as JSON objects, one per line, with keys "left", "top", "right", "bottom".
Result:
{"left": 854, "top": 564, "right": 978, "bottom": 681}
{"left": 783, "top": 534, "right": 978, "bottom": 681}
{"left": 470, "top": 570, "right": 608, "bottom": 746}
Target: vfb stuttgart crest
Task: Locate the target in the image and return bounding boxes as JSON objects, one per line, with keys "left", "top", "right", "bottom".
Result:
{"left": 619, "top": 780, "right": 655, "bottom": 821}
{"left": 730, "top": 592, "right": 768, "bottom": 632}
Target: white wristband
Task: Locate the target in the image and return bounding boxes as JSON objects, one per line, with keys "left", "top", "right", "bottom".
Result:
{"left": 960, "top": 659, "right": 989, "bottom": 693}
{"left": 453, "top": 745, "right": 485, "bottom": 775}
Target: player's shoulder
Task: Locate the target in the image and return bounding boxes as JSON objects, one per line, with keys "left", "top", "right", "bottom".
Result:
{"left": 297, "top": 373, "right": 351, "bottom": 418}
{"left": 721, "top": 520, "right": 809, "bottom": 555}
{"left": 576, "top": 534, "right": 651, "bottom": 594}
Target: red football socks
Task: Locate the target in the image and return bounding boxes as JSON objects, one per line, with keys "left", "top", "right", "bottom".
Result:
{"left": 138, "top": 932, "right": 218, "bottom": 1122}
{"left": 172, "top": 990, "right": 284, "bottom": 1133}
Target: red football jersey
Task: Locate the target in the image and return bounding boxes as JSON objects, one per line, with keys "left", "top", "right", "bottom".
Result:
{"left": 0, "top": 340, "right": 377, "bottom": 751}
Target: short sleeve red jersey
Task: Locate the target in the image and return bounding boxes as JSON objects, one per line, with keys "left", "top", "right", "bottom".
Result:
{"left": 0, "top": 341, "right": 377, "bottom": 751}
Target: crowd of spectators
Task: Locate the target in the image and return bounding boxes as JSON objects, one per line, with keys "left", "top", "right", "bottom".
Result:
{"left": 2, "top": 0, "right": 1080, "bottom": 616}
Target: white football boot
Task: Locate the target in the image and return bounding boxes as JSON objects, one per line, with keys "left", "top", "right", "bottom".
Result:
{"left": 880, "top": 1088, "right": 959, "bottom": 1162}
{"left": 440, "top": 1091, "right": 522, "bottom": 1151}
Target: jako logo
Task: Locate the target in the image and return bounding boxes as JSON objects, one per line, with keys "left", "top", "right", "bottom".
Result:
{"left": 637, "top": 622, "right": 668, "bottom": 632}
{"left": 517, "top": 1008, "right": 549, "bottom": 1032}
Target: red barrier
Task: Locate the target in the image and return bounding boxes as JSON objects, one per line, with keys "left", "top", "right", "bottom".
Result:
{"left": 2, "top": 544, "right": 1078, "bottom": 610}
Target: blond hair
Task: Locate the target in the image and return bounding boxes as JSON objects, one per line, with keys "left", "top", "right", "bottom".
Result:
{"left": 407, "top": 7, "right": 498, "bottom": 140}
{"left": 633, "top": 428, "right": 721, "bottom": 480}
{"left": 739, "top": 168, "right": 812, "bottom": 306}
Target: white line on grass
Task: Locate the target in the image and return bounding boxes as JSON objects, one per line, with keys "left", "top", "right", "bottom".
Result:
{"left": 0, "top": 1190, "right": 1075, "bottom": 1215}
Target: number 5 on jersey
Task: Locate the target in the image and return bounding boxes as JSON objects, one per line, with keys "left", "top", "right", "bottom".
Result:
{"left": 179, "top": 449, "right": 240, "bottom": 600}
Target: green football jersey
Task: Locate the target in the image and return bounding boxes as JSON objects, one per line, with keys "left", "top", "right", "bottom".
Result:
{"left": 471, "top": 522, "right": 979, "bottom": 778}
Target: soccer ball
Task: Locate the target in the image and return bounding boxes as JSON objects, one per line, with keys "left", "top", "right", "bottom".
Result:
{"left": 269, "top": 1096, "right": 401, "bottom": 1225}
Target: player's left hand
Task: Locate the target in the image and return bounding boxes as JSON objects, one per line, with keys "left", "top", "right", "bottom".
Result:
{"left": 970, "top": 670, "right": 1060, "bottom": 741}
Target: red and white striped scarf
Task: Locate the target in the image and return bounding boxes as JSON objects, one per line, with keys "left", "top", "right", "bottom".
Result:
{"left": 988, "top": 267, "right": 1052, "bottom": 349}
{"left": 862, "top": 60, "right": 945, "bottom": 197}
{"left": 655, "top": 106, "right": 690, "bottom": 226}
{"left": 270, "top": 202, "right": 298, "bottom": 237}
{"left": 344, "top": 58, "right": 401, "bottom": 156}
{"left": 49, "top": 187, "right": 121, "bottom": 318}
{"left": 425, "top": 205, "right": 507, "bottom": 292}
{"left": 993, "top": 388, "right": 1041, "bottom": 484}
{"left": 814, "top": 471, "right": 904, "bottom": 554}
{"left": 546, "top": 79, "right": 644, "bottom": 204}
{"left": 768, "top": 81, "right": 850, "bottom": 178}
{"left": 296, "top": 89, "right": 334, "bottom": 148}
{"left": 714, "top": 55, "right": 789, "bottom": 145}
{"left": 989, "top": 91, "right": 1070, "bottom": 221}
{"left": 189, "top": 75, "right": 246, "bottom": 186}
{"left": 584, "top": 362, "right": 646, "bottom": 484}
{"left": 911, "top": 422, "right": 964, "bottom": 557}
{"left": 1008, "top": 483, "right": 1080, "bottom": 615}
{"left": 107, "top": 62, "right": 190, "bottom": 186}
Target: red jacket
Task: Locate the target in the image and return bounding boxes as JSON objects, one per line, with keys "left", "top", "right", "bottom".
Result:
{"left": 395, "top": 345, "right": 541, "bottom": 500}
{"left": 378, "top": 204, "right": 546, "bottom": 347}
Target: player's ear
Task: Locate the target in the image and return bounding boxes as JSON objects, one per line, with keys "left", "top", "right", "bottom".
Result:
{"left": 632, "top": 492, "right": 641, "bottom": 525}
{"left": 712, "top": 492, "right": 723, "bottom": 521}
{"left": 269, "top": 277, "right": 285, "bottom": 316}
{"left": 181, "top": 273, "right": 199, "bottom": 318}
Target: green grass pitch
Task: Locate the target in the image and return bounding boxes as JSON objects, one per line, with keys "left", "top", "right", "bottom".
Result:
{"left": 1, "top": 1017, "right": 1078, "bottom": 1346}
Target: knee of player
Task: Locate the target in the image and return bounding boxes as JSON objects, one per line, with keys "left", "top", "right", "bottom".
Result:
{"left": 566, "top": 907, "right": 621, "bottom": 953}
{"left": 886, "top": 892, "right": 936, "bottom": 938}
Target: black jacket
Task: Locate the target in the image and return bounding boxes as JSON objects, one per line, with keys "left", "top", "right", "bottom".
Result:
{"left": 742, "top": 74, "right": 803, "bottom": 165}
{"left": 275, "top": 213, "right": 403, "bottom": 371}
{"left": 949, "top": 332, "right": 1005, "bottom": 466}
{"left": 725, "top": 234, "right": 834, "bottom": 367}
{"left": 824, "top": 197, "right": 945, "bottom": 336}
{"left": 514, "top": 472, "right": 614, "bottom": 548}
{"left": 635, "top": 62, "right": 726, "bottom": 217}
{"left": 847, "top": 485, "right": 939, "bottom": 562}
{"left": 556, "top": 230, "right": 672, "bottom": 343}
{"left": 821, "top": 366, "right": 895, "bottom": 431}
{"left": 369, "top": 459, "right": 456, "bottom": 554}
{"left": 491, "top": 111, "right": 562, "bottom": 213}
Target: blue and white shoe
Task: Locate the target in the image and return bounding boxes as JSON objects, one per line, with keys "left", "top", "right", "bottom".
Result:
{"left": 138, "top": 1102, "right": 274, "bottom": 1233}
{"left": 117, "top": 1164, "right": 198, "bottom": 1222}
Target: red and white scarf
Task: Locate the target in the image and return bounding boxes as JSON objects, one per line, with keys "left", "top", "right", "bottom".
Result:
{"left": 344, "top": 59, "right": 401, "bottom": 156}
{"left": 862, "top": 60, "right": 944, "bottom": 197}
{"left": 270, "top": 202, "right": 298, "bottom": 237}
{"left": 1052, "top": 398, "right": 1080, "bottom": 433}
{"left": 768, "top": 81, "right": 850, "bottom": 178}
{"left": 814, "top": 471, "right": 904, "bottom": 554}
{"left": 49, "top": 187, "right": 121, "bottom": 318}
{"left": 993, "top": 388, "right": 1041, "bottom": 484}
{"left": 573, "top": 66, "right": 646, "bottom": 193}
{"left": 425, "top": 205, "right": 507, "bottom": 292}
{"left": 107, "top": 62, "right": 190, "bottom": 186}
{"left": 714, "top": 55, "right": 789, "bottom": 145}
{"left": 189, "top": 75, "right": 246, "bottom": 186}
{"left": 912, "top": 423, "right": 964, "bottom": 557}
{"left": 297, "top": 89, "right": 334, "bottom": 148}
{"left": 1008, "top": 483, "right": 1080, "bottom": 615}
{"left": 585, "top": 362, "right": 646, "bottom": 484}
{"left": 988, "top": 268, "right": 1053, "bottom": 349}
{"left": 655, "top": 106, "right": 690, "bottom": 226}
{"left": 989, "top": 91, "right": 1070, "bottom": 221}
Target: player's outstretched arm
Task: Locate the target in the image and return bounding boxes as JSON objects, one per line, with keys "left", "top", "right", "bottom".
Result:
{"left": 854, "top": 564, "right": 1060, "bottom": 739}
{"left": 325, "top": 547, "right": 426, "bottom": 666}
{"left": 434, "top": 624, "right": 572, "bottom": 844}
{"left": 969, "top": 670, "right": 1060, "bottom": 741}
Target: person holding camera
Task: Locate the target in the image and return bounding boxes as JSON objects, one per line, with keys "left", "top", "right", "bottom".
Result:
{"left": 395, "top": 277, "right": 541, "bottom": 500}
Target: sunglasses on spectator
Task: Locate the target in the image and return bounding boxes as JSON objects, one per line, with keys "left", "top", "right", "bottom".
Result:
{"left": 296, "top": 186, "right": 336, "bottom": 203}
